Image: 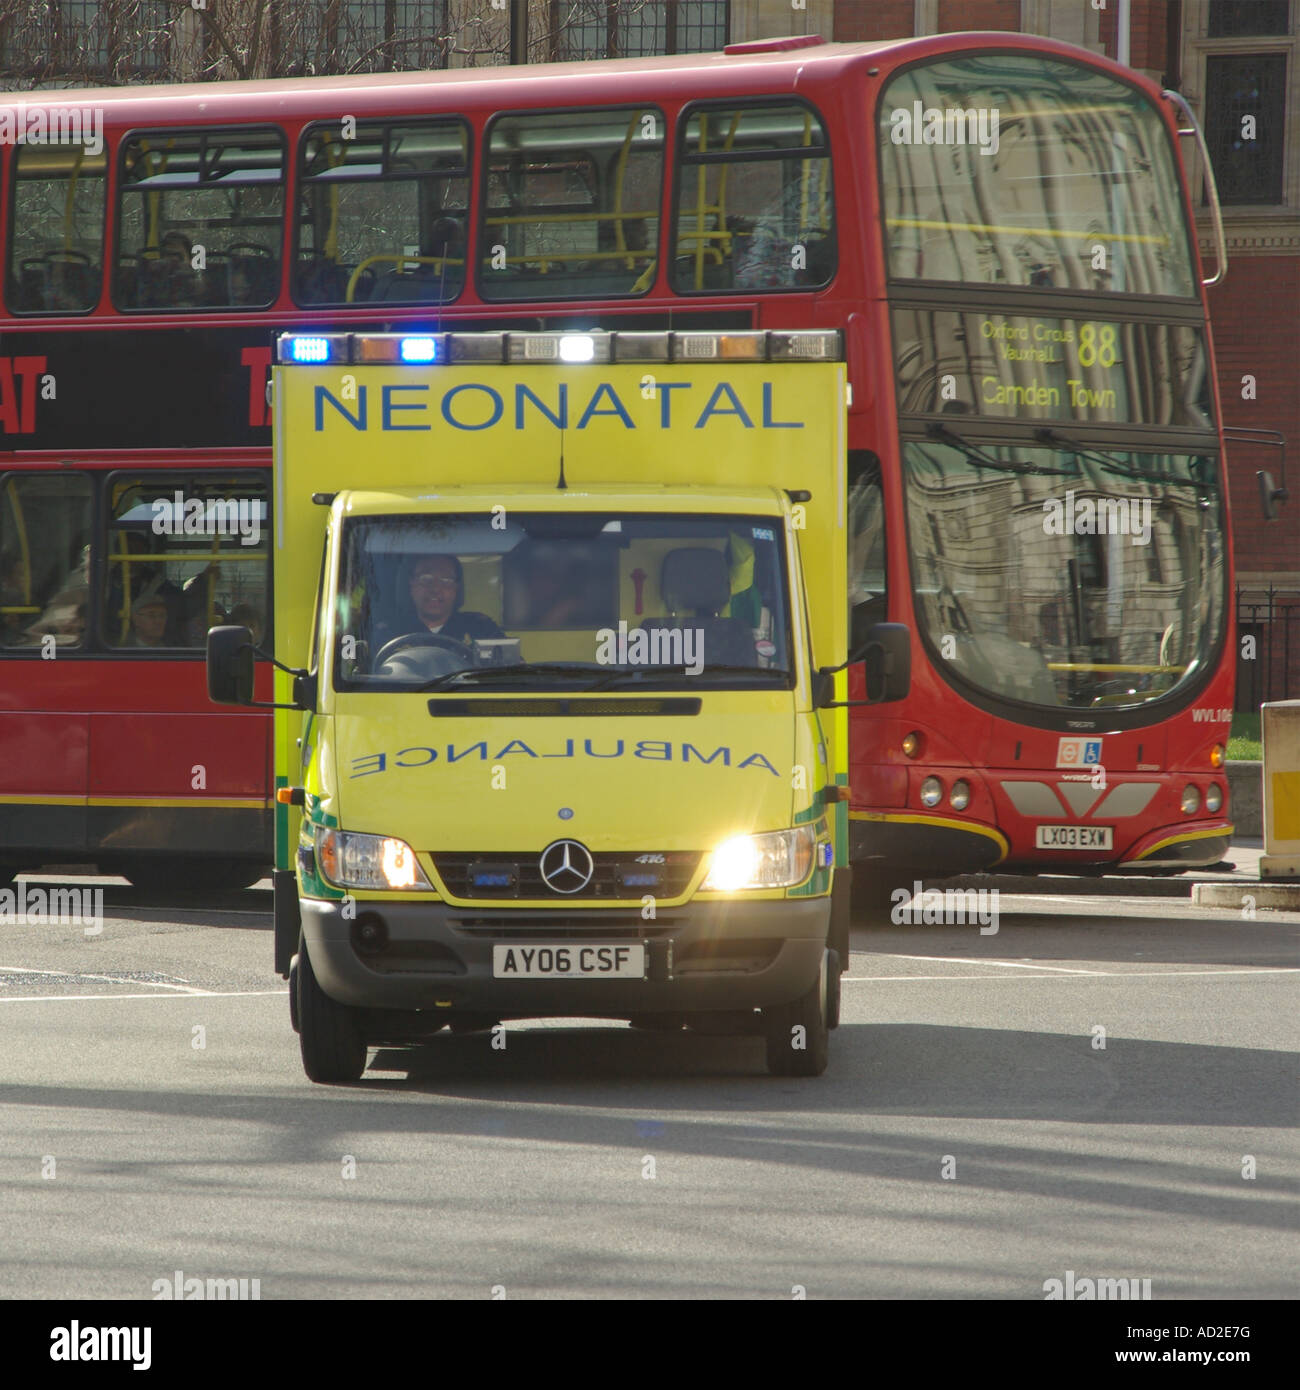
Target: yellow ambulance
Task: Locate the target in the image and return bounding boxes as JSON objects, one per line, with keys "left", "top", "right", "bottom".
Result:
{"left": 208, "top": 329, "right": 909, "bottom": 1082}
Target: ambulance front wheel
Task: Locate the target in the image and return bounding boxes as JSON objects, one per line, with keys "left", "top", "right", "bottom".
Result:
{"left": 297, "top": 940, "right": 368, "bottom": 1083}
{"left": 762, "top": 949, "right": 831, "bottom": 1077}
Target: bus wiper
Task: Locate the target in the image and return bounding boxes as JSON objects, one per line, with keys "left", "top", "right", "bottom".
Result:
{"left": 587, "top": 662, "right": 775, "bottom": 690}
{"left": 1035, "top": 428, "right": 1218, "bottom": 491}
{"left": 925, "top": 423, "right": 1077, "bottom": 477}
{"left": 421, "top": 661, "right": 601, "bottom": 692}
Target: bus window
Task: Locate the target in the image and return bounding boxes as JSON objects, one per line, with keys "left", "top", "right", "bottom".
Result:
{"left": 848, "top": 454, "right": 886, "bottom": 648}
{"left": 672, "top": 101, "right": 836, "bottom": 294}
{"left": 114, "top": 129, "right": 284, "bottom": 311}
{"left": 295, "top": 119, "right": 469, "bottom": 307}
{"left": 0, "top": 474, "right": 92, "bottom": 649}
{"left": 102, "top": 474, "right": 270, "bottom": 650}
{"left": 878, "top": 55, "right": 1197, "bottom": 297}
{"left": 6, "top": 146, "right": 106, "bottom": 314}
{"left": 480, "top": 107, "right": 663, "bottom": 300}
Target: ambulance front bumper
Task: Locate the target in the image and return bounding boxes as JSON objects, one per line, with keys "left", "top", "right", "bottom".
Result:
{"left": 299, "top": 895, "right": 830, "bottom": 1017}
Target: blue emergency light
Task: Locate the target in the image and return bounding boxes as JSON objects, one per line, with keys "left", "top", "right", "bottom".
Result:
{"left": 286, "top": 336, "right": 331, "bottom": 363}
{"left": 399, "top": 336, "right": 440, "bottom": 364}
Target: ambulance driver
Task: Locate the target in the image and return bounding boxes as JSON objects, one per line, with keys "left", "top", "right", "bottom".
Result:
{"left": 401, "top": 554, "right": 503, "bottom": 644}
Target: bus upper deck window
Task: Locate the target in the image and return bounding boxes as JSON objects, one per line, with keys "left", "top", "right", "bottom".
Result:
{"left": 877, "top": 55, "right": 1198, "bottom": 298}
{"left": 114, "top": 128, "right": 285, "bottom": 312}
{"left": 479, "top": 107, "right": 664, "bottom": 302}
{"left": 6, "top": 145, "right": 106, "bottom": 315}
{"left": 672, "top": 101, "right": 836, "bottom": 296}
{"left": 294, "top": 119, "right": 469, "bottom": 308}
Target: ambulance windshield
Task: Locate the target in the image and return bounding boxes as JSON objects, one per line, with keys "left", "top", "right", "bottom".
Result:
{"left": 333, "top": 510, "right": 793, "bottom": 691}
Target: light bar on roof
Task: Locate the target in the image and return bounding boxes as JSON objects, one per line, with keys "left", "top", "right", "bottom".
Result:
{"left": 274, "top": 329, "right": 843, "bottom": 366}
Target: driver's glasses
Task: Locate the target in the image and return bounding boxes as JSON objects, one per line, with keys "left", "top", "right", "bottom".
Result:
{"left": 412, "top": 575, "right": 456, "bottom": 591}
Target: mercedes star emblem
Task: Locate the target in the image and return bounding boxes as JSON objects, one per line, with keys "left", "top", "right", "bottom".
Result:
{"left": 538, "top": 838, "right": 595, "bottom": 894}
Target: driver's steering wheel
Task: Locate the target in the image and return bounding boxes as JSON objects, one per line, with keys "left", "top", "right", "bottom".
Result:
{"left": 372, "top": 631, "right": 473, "bottom": 674}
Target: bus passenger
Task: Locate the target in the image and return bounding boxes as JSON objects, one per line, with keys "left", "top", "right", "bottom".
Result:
{"left": 127, "top": 592, "right": 169, "bottom": 647}
{"left": 229, "top": 602, "right": 264, "bottom": 646}
{"left": 159, "top": 231, "right": 200, "bottom": 306}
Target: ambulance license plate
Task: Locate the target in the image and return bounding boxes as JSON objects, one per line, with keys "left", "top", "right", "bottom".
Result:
{"left": 492, "top": 943, "right": 646, "bottom": 979}
{"left": 1036, "top": 825, "right": 1113, "bottom": 850}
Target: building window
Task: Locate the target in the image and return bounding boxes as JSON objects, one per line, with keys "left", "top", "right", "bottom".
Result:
{"left": 1204, "top": 53, "right": 1288, "bottom": 204}
{"left": 552, "top": 0, "right": 729, "bottom": 61}
{"left": 332, "top": 1, "right": 450, "bottom": 72}
{"left": 0, "top": 0, "right": 171, "bottom": 82}
{"left": 1207, "top": 1, "right": 1290, "bottom": 38}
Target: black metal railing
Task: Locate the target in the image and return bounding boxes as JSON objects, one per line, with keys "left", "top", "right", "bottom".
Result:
{"left": 1236, "top": 584, "right": 1300, "bottom": 708}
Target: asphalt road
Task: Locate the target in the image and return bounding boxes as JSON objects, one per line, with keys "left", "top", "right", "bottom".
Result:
{"left": 0, "top": 873, "right": 1295, "bottom": 1299}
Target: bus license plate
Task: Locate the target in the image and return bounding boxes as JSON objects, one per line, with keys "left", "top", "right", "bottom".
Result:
{"left": 492, "top": 943, "right": 646, "bottom": 979}
{"left": 1036, "top": 825, "right": 1113, "bottom": 850}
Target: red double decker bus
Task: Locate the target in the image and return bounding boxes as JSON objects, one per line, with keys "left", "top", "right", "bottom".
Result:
{"left": 0, "top": 31, "right": 1234, "bottom": 900}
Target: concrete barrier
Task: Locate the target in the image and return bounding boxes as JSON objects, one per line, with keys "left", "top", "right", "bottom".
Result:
{"left": 1226, "top": 760, "right": 1262, "bottom": 838}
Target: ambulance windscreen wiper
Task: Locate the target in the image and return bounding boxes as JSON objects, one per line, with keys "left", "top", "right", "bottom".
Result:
{"left": 420, "top": 661, "right": 601, "bottom": 692}
{"left": 587, "top": 663, "right": 773, "bottom": 690}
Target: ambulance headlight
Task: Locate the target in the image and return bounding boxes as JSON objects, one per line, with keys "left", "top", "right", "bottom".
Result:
{"left": 701, "top": 826, "right": 815, "bottom": 891}
{"left": 315, "top": 827, "right": 432, "bottom": 891}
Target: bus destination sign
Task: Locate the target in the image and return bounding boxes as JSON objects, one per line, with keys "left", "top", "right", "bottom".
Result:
{"left": 892, "top": 310, "right": 1213, "bottom": 429}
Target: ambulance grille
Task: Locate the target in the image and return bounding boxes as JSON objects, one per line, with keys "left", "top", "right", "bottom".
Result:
{"left": 432, "top": 852, "right": 698, "bottom": 900}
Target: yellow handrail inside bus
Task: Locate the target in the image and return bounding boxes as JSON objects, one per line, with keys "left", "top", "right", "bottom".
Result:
{"left": 1046, "top": 662, "right": 1188, "bottom": 674}
{"left": 3, "top": 480, "right": 33, "bottom": 608}
{"left": 886, "top": 216, "right": 1170, "bottom": 247}
{"left": 680, "top": 111, "right": 739, "bottom": 289}
{"left": 612, "top": 113, "right": 637, "bottom": 269}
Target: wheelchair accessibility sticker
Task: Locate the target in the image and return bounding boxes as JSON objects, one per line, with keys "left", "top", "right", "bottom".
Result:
{"left": 1057, "top": 737, "right": 1103, "bottom": 769}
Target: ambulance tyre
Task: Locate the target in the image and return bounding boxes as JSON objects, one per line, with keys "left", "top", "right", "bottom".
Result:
{"left": 763, "top": 950, "right": 830, "bottom": 1077}
{"left": 826, "top": 948, "right": 842, "bottom": 1031}
{"left": 297, "top": 941, "right": 367, "bottom": 1083}
{"left": 288, "top": 953, "right": 300, "bottom": 1033}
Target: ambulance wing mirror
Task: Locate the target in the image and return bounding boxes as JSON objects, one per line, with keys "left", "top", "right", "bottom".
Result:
{"left": 208, "top": 625, "right": 255, "bottom": 705}
{"left": 207, "top": 625, "right": 317, "bottom": 711}
{"left": 815, "top": 622, "right": 911, "bottom": 707}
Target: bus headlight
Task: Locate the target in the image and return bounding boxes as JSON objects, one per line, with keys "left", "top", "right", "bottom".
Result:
{"left": 701, "top": 827, "right": 815, "bottom": 891}
{"left": 315, "top": 827, "right": 432, "bottom": 891}
{"left": 920, "top": 776, "right": 944, "bottom": 808}
{"left": 1206, "top": 783, "right": 1224, "bottom": 813}
{"left": 1180, "top": 785, "right": 1201, "bottom": 815}
{"left": 949, "top": 780, "right": 971, "bottom": 811}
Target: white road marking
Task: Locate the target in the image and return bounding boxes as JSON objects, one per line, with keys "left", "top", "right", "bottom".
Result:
{"left": 843, "top": 968, "right": 1300, "bottom": 981}
{"left": 0, "top": 965, "right": 209, "bottom": 994}
{"left": 883, "top": 952, "right": 1107, "bottom": 974}
{"left": 0, "top": 990, "right": 287, "bottom": 1004}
